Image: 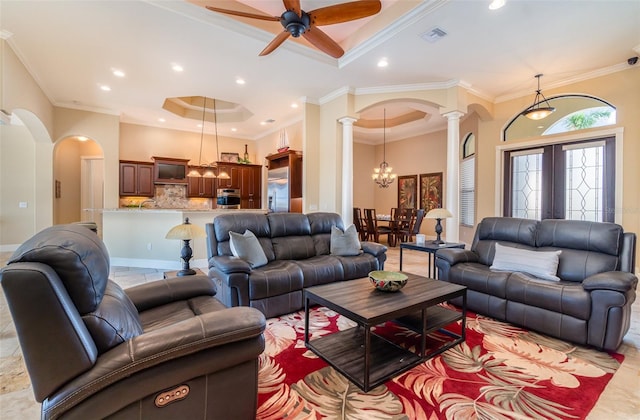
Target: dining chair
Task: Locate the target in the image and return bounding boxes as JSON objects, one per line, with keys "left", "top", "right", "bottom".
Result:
{"left": 395, "top": 208, "right": 417, "bottom": 243}
{"left": 364, "top": 208, "right": 394, "bottom": 245}
{"left": 353, "top": 207, "right": 368, "bottom": 241}
{"left": 408, "top": 208, "right": 426, "bottom": 242}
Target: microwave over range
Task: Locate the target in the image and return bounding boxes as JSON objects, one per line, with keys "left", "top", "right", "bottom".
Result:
{"left": 217, "top": 188, "right": 241, "bottom": 209}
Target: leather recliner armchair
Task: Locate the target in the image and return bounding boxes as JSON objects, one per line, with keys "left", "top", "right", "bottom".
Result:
{"left": 0, "top": 224, "right": 266, "bottom": 419}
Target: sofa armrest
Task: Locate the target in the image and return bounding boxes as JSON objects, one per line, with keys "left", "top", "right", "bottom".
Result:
{"left": 361, "top": 241, "right": 387, "bottom": 257}
{"left": 125, "top": 275, "right": 216, "bottom": 312}
{"left": 436, "top": 248, "right": 479, "bottom": 265}
{"left": 43, "top": 306, "right": 266, "bottom": 418}
{"left": 210, "top": 255, "right": 251, "bottom": 274}
{"left": 582, "top": 271, "right": 638, "bottom": 293}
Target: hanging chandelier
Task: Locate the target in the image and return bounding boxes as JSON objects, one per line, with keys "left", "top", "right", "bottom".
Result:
{"left": 522, "top": 74, "right": 556, "bottom": 120}
{"left": 371, "top": 108, "right": 396, "bottom": 188}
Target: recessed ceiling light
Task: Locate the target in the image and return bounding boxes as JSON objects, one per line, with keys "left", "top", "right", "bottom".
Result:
{"left": 99, "top": 84, "right": 111, "bottom": 91}
{"left": 197, "top": 123, "right": 203, "bottom": 128}
{"left": 158, "top": 118, "right": 166, "bottom": 123}
{"left": 537, "top": 125, "right": 544, "bottom": 129}
{"left": 231, "top": 128, "right": 237, "bottom": 132}
{"left": 377, "top": 58, "right": 388, "bottom": 68}
{"left": 171, "top": 63, "right": 184, "bottom": 72}
{"left": 489, "top": 0, "right": 505, "bottom": 10}
{"left": 112, "top": 68, "right": 125, "bottom": 77}
{"left": 236, "top": 78, "right": 245, "bottom": 85}
{"left": 260, "top": 121, "right": 266, "bottom": 126}
{"left": 291, "top": 103, "right": 298, "bottom": 109}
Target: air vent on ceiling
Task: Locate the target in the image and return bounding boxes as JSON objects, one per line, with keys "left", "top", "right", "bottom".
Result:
{"left": 420, "top": 27, "right": 447, "bottom": 43}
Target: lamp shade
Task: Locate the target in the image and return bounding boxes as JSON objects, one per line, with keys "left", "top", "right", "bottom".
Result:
{"left": 166, "top": 218, "right": 206, "bottom": 240}
{"left": 425, "top": 208, "right": 453, "bottom": 219}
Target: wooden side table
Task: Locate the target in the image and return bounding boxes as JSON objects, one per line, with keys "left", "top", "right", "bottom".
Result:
{"left": 399, "top": 241, "right": 465, "bottom": 278}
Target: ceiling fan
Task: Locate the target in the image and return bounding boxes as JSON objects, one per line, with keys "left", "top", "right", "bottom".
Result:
{"left": 206, "top": 0, "right": 382, "bottom": 58}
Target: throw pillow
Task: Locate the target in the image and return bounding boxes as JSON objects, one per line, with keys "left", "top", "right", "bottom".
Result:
{"left": 330, "top": 224, "right": 362, "bottom": 256}
{"left": 230, "top": 230, "right": 268, "bottom": 268}
{"left": 491, "top": 243, "right": 562, "bottom": 281}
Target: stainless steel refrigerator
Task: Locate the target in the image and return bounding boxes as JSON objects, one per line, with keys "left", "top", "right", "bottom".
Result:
{"left": 267, "top": 167, "right": 289, "bottom": 212}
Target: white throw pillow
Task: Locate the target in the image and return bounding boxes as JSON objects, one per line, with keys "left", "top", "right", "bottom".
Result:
{"left": 491, "top": 243, "right": 562, "bottom": 281}
{"left": 229, "top": 230, "right": 268, "bottom": 268}
{"left": 330, "top": 225, "right": 362, "bottom": 256}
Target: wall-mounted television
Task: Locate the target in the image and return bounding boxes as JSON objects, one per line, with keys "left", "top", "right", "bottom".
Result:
{"left": 153, "top": 157, "right": 189, "bottom": 184}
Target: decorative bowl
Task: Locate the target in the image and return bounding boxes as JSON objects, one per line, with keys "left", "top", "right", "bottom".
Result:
{"left": 369, "top": 271, "right": 408, "bottom": 292}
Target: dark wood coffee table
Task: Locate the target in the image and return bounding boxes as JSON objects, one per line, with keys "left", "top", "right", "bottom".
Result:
{"left": 304, "top": 273, "right": 466, "bottom": 392}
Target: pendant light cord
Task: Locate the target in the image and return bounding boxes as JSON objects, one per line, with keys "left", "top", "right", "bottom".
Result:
{"left": 214, "top": 98, "right": 220, "bottom": 162}
{"left": 381, "top": 108, "right": 389, "bottom": 165}
{"left": 198, "top": 97, "right": 206, "bottom": 166}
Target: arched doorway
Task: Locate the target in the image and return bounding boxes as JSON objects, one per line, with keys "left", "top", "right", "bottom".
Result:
{"left": 53, "top": 136, "right": 105, "bottom": 234}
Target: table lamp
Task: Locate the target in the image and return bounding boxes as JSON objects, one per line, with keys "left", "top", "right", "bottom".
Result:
{"left": 165, "top": 217, "right": 207, "bottom": 276}
{"left": 425, "top": 208, "right": 453, "bottom": 245}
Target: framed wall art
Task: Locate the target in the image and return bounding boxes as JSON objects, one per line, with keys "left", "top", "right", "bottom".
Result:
{"left": 397, "top": 175, "right": 417, "bottom": 209}
{"left": 220, "top": 152, "right": 239, "bottom": 163}
{"left": 419, "top": 172, "right": 443, "bottom": 212}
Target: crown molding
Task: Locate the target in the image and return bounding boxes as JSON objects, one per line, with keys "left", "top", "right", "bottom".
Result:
{"left": 339, "top": 0, "right": 448, "bottom": 69}
{"left": 495, "top": 62, "right": 632, "bottom": 103}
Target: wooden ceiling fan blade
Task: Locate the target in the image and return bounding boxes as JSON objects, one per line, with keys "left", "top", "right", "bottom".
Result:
{"left": 302, "top": 26, "right": 344, "bottom": 58}
{"left": 205, "top": 6, "right": 280, "bottom": 22}
{"left": 283, "top": 0, "right": 301, "bottom": 17}
{"left": 259, "top": 31, "right": 291, "bottom": 56}
{"left": 309, "top": 0, "right": 381, "bottom": 26}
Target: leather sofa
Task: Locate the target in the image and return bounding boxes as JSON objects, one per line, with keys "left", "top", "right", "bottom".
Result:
{"left": 206, "top": 212, "right": 387, "bottom": 318}
{"left": 436, "top": 217, "right": 637, "bottom": 351}
{"left": 1, "top": 224, "right": 266, "bottom": 419}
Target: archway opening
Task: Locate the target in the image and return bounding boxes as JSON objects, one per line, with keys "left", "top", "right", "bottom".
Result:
{"left": 53, "top": 136, "right": 105, "bottom": 234}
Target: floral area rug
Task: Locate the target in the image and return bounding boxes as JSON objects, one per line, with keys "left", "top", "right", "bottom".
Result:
{"left": 257, "top": 304, "right": 623, "bottom": 419}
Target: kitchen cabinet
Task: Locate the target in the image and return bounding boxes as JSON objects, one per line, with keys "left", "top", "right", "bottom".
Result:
{"left": 215, "top": 163, "right": 241, "bottom": 189}
{"left": 240, "top": 165, "right": 262, "bottom": 209}
{"left": 266, "top": 150, "right": 302, "bottom": 212}
{"left": 187, "top": 166, "right": 215, "bottom": 198}
{"left": 120, "top": 161, "right": 154, "bottom": 196}
{"left": 215, "top": 162, "right": 262, "bottom": 208}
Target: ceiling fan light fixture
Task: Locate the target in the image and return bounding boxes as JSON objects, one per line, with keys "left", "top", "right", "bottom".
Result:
{"left": 282, "top": 10, "right": 310, "bottom": 37}
{"left": 522, "top": 74, "right": 556, "bottom": 120}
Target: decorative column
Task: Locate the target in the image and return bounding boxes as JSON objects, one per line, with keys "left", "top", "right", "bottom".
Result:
{"left": 443, "top": 111, "right": 463, "bottom": 243}
{"left": 339, "top": 117, "right": 357, "bottom": 225}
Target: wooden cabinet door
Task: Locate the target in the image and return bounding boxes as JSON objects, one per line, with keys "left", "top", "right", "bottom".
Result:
{"left": 202, "top": 176, "right": 215, "bottom": 197}
{"left": 120, "top": 163, "right": 137, "bottom": 196}
{"left": 216, "top": 164, "right": 232, "bottom": 188}
{"left": 187, "top": 167, "right": 201, "bottom": 197}
{"left": 120, "top": 162, "right": 154, "bottom": 196}
{"left": 137, "top": 164, "right": 154, "bottom": 196}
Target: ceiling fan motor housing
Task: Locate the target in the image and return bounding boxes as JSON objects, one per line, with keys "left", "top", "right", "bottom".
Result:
{"left": 281, "top": 10, "right": 310, "bottom": 37}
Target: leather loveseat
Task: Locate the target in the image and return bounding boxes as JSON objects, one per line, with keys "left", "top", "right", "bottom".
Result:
{"left": 206, "top": 212, "right": 387, "bottom": 318}
{"left": 436, "top": 217, "right": 637, "bottom": 351}
{"left": 1, "top": 224, "right": 266, "bottom": 419}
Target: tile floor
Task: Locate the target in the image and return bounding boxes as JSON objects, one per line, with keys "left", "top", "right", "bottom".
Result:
{"left": 0, "top": 246, "right": 638, "bottom": 419}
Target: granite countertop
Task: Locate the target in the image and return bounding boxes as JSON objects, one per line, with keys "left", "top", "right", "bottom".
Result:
{"left": 100, "top": 208, "right": 267, "bottom": 212}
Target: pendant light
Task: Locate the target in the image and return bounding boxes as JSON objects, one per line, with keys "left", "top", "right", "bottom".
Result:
{"left": 371, "top": 108, "right": 396, "bottom": 188}
{"left": 212, "top": 97, "right": 230, "bottom": 180}
{"left": 522, "top": 74, "right": 556, "bottom": 120}
{"left": 188, "top": 97, "right": 216, "bottom": 178}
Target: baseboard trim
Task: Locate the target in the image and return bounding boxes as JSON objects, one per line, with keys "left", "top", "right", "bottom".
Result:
{"left": 0, "top": 244, "right": 19, "bottom": 253}
{"left": 109, "top": 258, "right": 209, "bottom": 270}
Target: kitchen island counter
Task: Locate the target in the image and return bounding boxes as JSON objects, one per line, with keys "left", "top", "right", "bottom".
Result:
{"left": 102, "top": 208, "right": 266, "bottom": 269}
